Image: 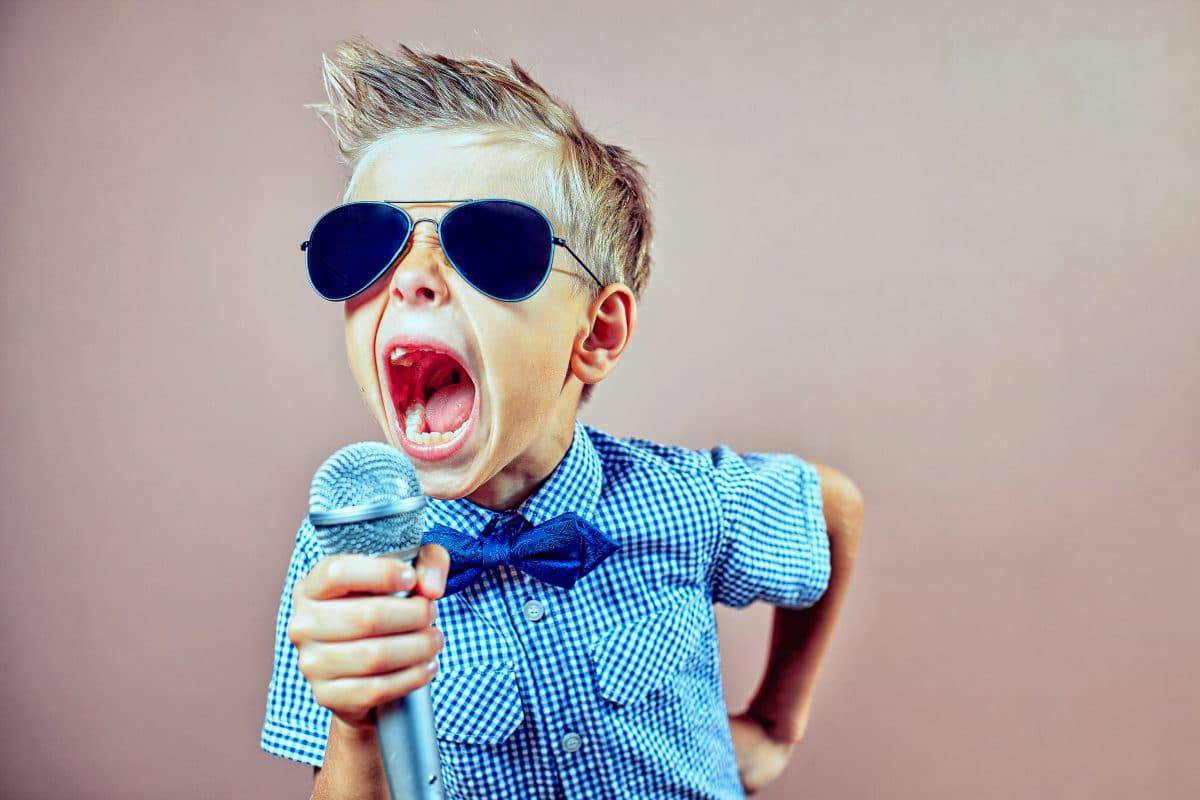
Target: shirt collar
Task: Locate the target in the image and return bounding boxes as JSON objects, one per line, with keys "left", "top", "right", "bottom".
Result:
{"left": 424, "top": 418, "right": 602, "bottom": 534}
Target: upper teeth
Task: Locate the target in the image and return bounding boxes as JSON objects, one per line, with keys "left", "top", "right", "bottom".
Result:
{"left": 390, "top": 345, "right": 455, "bottom": 366}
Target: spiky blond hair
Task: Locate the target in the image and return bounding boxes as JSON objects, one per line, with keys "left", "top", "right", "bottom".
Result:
{"left": 306, "top": 37, "right": 654, "bottom": 405}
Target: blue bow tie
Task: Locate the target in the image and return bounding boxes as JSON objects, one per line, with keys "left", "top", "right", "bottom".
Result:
{"left": 422, "top": 511, "right": 619, "bottom": 596}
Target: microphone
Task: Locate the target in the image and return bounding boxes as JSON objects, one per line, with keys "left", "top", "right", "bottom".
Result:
{"left": 308, "top": 441, "right": 444, "bottom": 800}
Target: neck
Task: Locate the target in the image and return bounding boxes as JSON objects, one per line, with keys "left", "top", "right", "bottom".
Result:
{"left": 466, "top": 400, "right": 578, "bottom": 512}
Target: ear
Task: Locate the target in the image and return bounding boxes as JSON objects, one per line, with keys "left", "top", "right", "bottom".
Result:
{"left": 571, "top": 283, "right": 638, "bottom": 388}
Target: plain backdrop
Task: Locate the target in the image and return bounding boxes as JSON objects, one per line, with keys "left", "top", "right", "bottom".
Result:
{"left": 1, "top": 1, "right": 1197, "bottom": 798}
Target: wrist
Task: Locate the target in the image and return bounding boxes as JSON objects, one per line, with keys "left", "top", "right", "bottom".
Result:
{"left": 331, "top": 714, "right": 379, "bottom": 745}
{"left": 745, "top": 700, "right": 808, "bottom": 745}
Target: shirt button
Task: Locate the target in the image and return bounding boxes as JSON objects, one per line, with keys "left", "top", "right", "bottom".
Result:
{"left": 561, "top": 732, "right": 582, "bottom": 753}
{"left": 523, "top": 599, "right": 546, "bottom": 622}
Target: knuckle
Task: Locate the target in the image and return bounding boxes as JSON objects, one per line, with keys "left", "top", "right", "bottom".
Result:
{"left": 339, "top": 693, "right": 368, "bottom": 718}
{"left": 414, "top": 661, "right": 437, "bottom": 688}
{"left": 365, "top": 676, "right": 391, "bottom": 706}
{"left": 324, "top": 557, "right": 346, "bottom": 586}
{"left": 396, "top": 667, "right": 424, "bottom": 695}
{"left": 412, "top": 596, "right": 433, "bottom": 626}
{"left": 417, "top": 542, "right": 446, "bottom": 566}
{"left": 296, "top": 648, "right": 316, "bottom": 676}
{"left": 354, "top": 603, "right": 381, "bottom": 636}
{"left": 422, "top": 628, "right": 444, "bottom": 659}
{"left": 364, "top": 641, "right": 392, "bottom": 674}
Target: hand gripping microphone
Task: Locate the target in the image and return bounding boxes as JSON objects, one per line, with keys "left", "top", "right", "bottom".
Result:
{"left": 307, "top": 441, "right": 444, "bottom": 800}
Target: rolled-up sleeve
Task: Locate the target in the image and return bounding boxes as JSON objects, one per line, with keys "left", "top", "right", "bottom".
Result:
{"left": 260, "top": 518, "right": 331, "bottom": 767}
{"left": 706, "top": 446, "right": 832, "bottom": 609}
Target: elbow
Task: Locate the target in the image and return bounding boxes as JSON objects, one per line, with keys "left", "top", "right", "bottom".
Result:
{"left": 814, "top": 464, "right": 865, "bottom": 555}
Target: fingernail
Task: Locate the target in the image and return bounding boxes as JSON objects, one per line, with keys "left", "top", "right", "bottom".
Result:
{"left": 420, "top": 568, "right": 444, "bottom": 595}
{"left": 396, "top": 564, "right": 415, "bottom": 590}
{"left": 426, "top": 658, "right": 439, "bottom": 672}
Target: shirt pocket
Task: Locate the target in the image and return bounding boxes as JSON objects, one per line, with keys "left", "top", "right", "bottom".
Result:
{"left": 587, "top": 592, "right": 709, "bottom": 706}
{"left": 430, "top": 660, "right": 524, "bottom": 745}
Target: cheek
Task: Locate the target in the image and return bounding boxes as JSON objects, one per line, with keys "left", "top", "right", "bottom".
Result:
{"left": 343, "top": 294, "right": 387, "bottom": 416}
{"left": 500, "top": 305, "right": 579, "bottom": 399}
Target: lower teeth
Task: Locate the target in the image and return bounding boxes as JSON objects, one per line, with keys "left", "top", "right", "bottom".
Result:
{"left": 403, "top": 401, "right": 467, "bottom": 445}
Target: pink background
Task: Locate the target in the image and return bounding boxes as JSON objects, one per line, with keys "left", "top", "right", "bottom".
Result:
{"left": 2, "top": 2, "right": 1197, "bottom": 798}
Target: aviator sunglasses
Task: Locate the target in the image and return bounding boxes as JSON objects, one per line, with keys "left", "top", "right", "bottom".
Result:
{"left": 301, "top": 198, "right": 604, "bottom": 302}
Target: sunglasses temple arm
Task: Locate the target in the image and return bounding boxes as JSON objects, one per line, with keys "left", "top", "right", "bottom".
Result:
{"left": 552, "top": 237, "right": 604, "bottom": 288}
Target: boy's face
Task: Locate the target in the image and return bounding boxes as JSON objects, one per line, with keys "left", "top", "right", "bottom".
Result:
{"left": 342, "top": 129, "right": 592, "bottom": 502}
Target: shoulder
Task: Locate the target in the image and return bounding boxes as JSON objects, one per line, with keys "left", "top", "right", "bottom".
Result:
{"left": 581, "top": 424, "right": 813, "bottom": 502}
{"left": 583, "top": 423, "right": 718, "bottom": 482}
{"left": 582, "top": 424, "right": 725, "bottom": 531}
{"left": 581, "top": 424, "right": 727, "bottom": 569}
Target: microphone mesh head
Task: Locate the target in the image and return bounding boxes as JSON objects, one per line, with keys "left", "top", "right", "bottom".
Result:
{"left": 308, "top": 441, "right": 425, "bottom": 556}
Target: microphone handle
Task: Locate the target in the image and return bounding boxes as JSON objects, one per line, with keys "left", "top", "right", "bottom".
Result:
{"left": 375, "top": 549, "right": 444, "bottom": 800}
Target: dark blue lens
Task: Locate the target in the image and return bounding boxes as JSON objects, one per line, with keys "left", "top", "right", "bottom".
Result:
{"left": 306, "top": 202, "right": 411, "bottom": 300}
{"left": 440, "top": 200, "right": 553, "bottom": 301}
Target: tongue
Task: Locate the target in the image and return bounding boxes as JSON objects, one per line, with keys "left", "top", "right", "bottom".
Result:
{"left": 425, "top": 382, "right": 473, "bottom": 433}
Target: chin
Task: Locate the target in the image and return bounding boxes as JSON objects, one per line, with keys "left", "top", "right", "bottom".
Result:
{"left": 412, "top": 415, "right": 494, "bottom": 500}
{"left": 417, "top": 472, "right": 476, "bottom": 501}
{"left": 377, "top": 390, "right": 499, "bottom": 502}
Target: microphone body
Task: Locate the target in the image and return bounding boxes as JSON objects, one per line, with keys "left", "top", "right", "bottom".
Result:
{"left": 308, "top": 442, "right": 444, "bottom": 800}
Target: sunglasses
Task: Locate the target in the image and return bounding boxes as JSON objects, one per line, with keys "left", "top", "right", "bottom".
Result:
{"left": 301, "top": 198, "right": 603, "bottom": 302}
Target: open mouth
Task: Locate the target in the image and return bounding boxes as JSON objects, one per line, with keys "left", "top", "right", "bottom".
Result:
{"left": 383, "top": 339, "right": 479, "bottom": 461}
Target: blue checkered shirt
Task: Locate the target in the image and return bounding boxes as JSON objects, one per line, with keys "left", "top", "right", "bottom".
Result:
{"left": 262, "top": 419, "right": 831, "bottom": 798}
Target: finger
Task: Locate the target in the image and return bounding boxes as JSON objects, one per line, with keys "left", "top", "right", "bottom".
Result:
{"left": 300, "top": 627, "right": 444, "bottom": 680}
{"left": 301, "top": 554, "right": 415, "bottom": 600}
{"left": 292, "top": 594, "right": 435, "bottom": 642}
{"left": 310, "top": 661, "right": 440, "bottom": 720}
{"left": 414, "top": 543, "right": 450, "bottom": 599}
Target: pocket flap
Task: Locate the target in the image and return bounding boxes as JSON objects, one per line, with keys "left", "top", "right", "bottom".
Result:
{"left": 430, "top": 662, "right": 524, "bottom": 744}
{"left": 587, "top": 598, "right": 707, "bottom": 706}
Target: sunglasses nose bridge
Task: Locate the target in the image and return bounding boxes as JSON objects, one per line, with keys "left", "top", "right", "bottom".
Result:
{"left": 407, "top": 217, "right": 443, "bottom": 246}
{"left": 386, "top": 218, "right": 452, "bottom": 306}
{"left": 406, "top": 217, "right": 445, "bottom": 252}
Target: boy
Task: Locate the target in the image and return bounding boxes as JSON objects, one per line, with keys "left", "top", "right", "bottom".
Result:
{"left": 263, "top": 37, "right": 864, "bottom": 799}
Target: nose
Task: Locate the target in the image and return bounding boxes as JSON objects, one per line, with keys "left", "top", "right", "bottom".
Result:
{"left": 388, "top": 219, "right": 450, "bottom": 307}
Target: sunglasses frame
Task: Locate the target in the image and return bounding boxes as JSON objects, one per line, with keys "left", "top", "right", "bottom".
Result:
{"left": 300, "top": 198, "right": 604, "bottom": 302}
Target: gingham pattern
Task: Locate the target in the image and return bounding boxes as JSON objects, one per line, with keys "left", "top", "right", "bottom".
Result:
{"left": 261, "top": 419, "right": 831, "bottom": 798}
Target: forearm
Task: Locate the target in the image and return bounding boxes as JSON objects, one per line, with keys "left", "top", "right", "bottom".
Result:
{"left": 747, "top": 464, "right": 864, "bottom": 742}
{"left": 311, "top": 717, "right": 389, "bottom": 800}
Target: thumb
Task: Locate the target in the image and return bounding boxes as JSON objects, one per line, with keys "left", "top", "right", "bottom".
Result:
{"left": 414, "top": 543, "right": 450, "bottom": 599}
